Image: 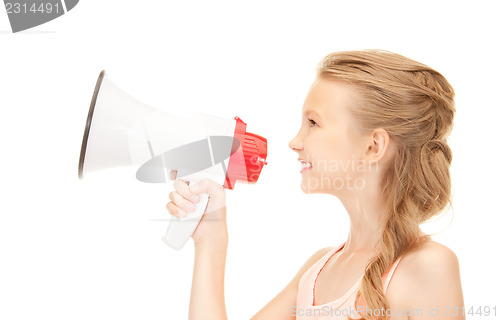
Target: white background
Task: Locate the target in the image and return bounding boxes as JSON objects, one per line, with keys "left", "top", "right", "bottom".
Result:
{"left": 1, "top": 1, "right": 499, "bottom": 319}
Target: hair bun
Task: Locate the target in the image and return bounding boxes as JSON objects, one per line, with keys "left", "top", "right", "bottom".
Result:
{"left": 421, "top": 139, "right": 452, "bottom": 165}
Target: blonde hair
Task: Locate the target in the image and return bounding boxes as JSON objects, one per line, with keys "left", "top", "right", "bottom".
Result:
{"left": 316, "top": 50, "right": 455, "bottom": 319}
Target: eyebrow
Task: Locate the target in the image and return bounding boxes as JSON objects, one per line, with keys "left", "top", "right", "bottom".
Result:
{"left": 303, "top": 110, "right": 321, "bottom": 118}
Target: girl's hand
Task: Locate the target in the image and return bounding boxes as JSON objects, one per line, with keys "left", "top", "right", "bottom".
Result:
{"left": 166, "top": 175, "right": 228, "bottom": 246}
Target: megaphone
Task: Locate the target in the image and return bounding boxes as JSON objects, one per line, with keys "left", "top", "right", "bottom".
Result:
{"left": 78, "top": 70, "right": 268, "bottom": 250}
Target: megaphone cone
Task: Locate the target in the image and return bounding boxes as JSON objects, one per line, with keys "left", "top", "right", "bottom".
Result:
{"left": 78, "top": 70, "right": 213, "bottom": 181}
{"left": 78, "top": 70, "right": 158, "bottom": 179}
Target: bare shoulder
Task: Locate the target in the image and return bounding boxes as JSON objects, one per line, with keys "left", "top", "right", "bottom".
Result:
{"left": 305, "top": 246, "right": 335, "bottom": 266}
{"left": 291, "top": 246, "right": 334, "bottom": 285}
{"left": 399, "top": 240, "right": 460, "bottom": 273}
{"left": 387, "top": 240, "right": 464, "bottom": 318}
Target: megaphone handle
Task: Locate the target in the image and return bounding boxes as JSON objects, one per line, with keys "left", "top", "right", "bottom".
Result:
{"left": 162, "top": 190, "right": 210, "bottom": 250}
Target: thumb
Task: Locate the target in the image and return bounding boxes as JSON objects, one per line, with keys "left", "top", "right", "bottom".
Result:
{"left": 189, "top": 179, "right": 226, "bottom": 213}
{"left": 189, "top": 179, "right": 224, "bottom": 198}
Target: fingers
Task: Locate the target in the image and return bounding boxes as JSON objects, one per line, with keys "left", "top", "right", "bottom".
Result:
{"left": 189, "top": 179, "right": 226, "bottom": 216}
{"left": 170, "top": 189, "right": 196, "bottom": 211}
{"left": 166, "top": 178, "right": 227, "bottom": 219}
{"left": 173, "top": 179, "right": 201, "bottom": 203}
{"left": 166, "top": 201, "right": 191, "bottom": 218}
{"left": 189, "top": 179, "right": 225, "bottom": 201}
{"left": 166, "top": 179, "right": 201, "bottom": 218}
{"left": 166, "top": 201, "right": 183, "bottom": 218}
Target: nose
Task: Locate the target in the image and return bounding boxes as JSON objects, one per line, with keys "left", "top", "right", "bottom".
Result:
{"left": 288, "top": 133, "right": 302, "bottom": 152}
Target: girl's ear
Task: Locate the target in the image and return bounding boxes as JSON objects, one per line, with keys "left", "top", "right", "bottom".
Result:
{"left": 365, "top": 128, "right": 392, "bottom": 164}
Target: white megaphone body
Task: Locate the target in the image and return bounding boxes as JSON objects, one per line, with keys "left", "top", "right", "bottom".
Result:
{"left": 79, "top": 70, "right": 268, "bottom": 250}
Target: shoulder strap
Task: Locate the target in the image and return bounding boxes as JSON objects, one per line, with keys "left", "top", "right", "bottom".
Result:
{"left": 383, "top": 256, "right": 402, "bottom": 293}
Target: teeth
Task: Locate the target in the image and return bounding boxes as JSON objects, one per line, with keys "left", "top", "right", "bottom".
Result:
{"left": 300, "top": 161, "right": 312, "bottom": 169}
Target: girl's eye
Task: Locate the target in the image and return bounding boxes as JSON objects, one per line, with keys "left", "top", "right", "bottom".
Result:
{"left": 308, "top": 118, "right": 318, "bottom": 127}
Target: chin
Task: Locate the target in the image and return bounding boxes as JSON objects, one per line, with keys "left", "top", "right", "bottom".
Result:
{"left": 299, "top": 172, "right": 343, "bottom": 195}
{"left": 300, "top": 180, "right": 321, "bottom": 194}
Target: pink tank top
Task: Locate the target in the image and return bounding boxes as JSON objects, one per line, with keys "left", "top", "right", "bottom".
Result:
{"left": 295, "top": 242, "right": 402, "bottom": 320}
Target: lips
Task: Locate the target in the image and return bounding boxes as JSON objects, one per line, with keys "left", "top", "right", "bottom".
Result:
{"left": 298, "top": 159, "right": 313, "bottom": 173}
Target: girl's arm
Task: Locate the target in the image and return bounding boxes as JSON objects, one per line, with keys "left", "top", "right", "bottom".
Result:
{"left": 166, "top": 178, "right": 229, "bottom": 320}
{"left": 189, "top": 228, "right": 228, "bottom": 320}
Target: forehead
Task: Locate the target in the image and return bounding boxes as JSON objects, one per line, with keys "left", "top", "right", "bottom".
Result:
{"left": 302, "top": 77, "right": 355, "bottom": 121}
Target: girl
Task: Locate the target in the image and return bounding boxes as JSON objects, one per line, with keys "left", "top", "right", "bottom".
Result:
{"left": 166, "top": 50, "right": 465, "bottom": 320}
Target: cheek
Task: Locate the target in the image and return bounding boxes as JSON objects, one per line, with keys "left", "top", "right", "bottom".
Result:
{"left": 312, "top": 133, "right": 351, "bottom": 160}
{"left": 304, "top": 128, "right": 356, "bottom": 162}
{"left": 311, "top": 139, "right": 359, "bottom": 175}
{"left": 330, "top": 128, "right": 360, "bottom": 160}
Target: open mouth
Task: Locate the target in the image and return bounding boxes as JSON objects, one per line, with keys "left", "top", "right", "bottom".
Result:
{"left": 300, "top": 160, "right": 313, "bottom": 173}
